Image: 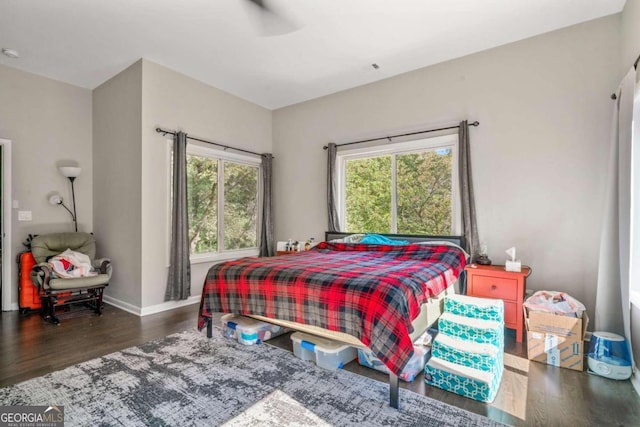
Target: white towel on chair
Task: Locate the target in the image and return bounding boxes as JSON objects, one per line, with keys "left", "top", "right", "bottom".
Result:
{"left": 48, "top": 249, "right": 97, "bottom": 278}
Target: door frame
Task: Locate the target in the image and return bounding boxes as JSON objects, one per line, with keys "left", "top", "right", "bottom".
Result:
{"left": 0, "top": 138, "right": 13, "bottom": 311}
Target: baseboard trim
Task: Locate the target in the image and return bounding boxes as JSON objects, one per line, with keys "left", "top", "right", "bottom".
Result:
{"left": 103, "top": 295, "right": 200, "bottom": 317}
{"left": 103, "top": 296, "right": 141, "bottom": 316}
{"left": 139, "top": 296, "right": 201, "bottom": 316}
{"left": 632, "top": 369, "right": 640, "bottom": 397}
{"left": 2, "top": 302, "right": 20, "bottom": 312}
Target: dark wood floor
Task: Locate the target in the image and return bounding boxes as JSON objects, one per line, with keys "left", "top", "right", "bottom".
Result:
{"left": 0, "top": 303, "right": 195, "bottom": 388}
{"left": 1, "top": 303, "right": 639, "bottom": 426}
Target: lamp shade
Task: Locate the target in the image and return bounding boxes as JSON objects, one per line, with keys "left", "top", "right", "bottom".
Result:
{"left": 48, "top": 194, "right": 63, "bottom": 205}
{"left": 59, "top": 166, "right": 81, "bottom": 178}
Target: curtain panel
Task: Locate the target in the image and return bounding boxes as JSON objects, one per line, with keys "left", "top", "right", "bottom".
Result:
{"left": 165, "top": 131, "right": 191, "bottom": 301}
{"left": 327, "top": 142, "right": 341, "bottom": 232}
{"left": 595, "top": 67, "right": 636, "bottom": 358}
{"left": 459, "top": 120, "right": 480, "bottom": 264}
{"left": 259, "top": 153, "right": 275, "bottom": 257}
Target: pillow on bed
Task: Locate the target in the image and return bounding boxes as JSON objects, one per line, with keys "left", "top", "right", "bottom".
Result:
{"left": 359, "top": 234, "right": 410, "bottom": 245}
{"left": 417, "top": 240, "right": 470, "bottom": 259}
{"left": 329, "top": 233, "right": 365, "bottom": 243}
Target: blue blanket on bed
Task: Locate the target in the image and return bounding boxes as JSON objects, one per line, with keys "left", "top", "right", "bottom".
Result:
{"left": 360, "top": 234, "right": 410, "bottom": 245}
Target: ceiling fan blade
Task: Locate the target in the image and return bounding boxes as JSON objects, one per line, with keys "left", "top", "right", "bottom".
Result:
{"left": 243, "top": 0, "right": 300, "bottom": 37}
{"left": 247, "top": 0, "right": 269, "bottom": 12}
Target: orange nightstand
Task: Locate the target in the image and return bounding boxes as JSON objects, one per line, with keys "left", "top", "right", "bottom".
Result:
{"left": 276, "top": 250, "right": 299, "bottom": 256}
{"left": 464, "top": 264, "right": 530, "bottom": 343}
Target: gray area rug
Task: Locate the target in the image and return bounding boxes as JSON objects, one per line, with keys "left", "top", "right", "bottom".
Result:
{"left": 0, "top": 328, "right": 503, "bottom": 426}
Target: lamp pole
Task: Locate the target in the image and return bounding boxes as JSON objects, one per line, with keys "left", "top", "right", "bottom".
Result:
{"left": 58, "top": 166, "right": 81, "bottom": 232}
{"left": 68, "top": 176, "right": 78, "bottom": 232}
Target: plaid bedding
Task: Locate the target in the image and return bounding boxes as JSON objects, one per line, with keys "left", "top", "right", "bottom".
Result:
{"left": 198, "top": 242, "right": 466, "bottom": 375}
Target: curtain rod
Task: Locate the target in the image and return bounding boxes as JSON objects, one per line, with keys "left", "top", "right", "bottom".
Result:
{"left": 155, "top": 127, "right": 268, "bottom": 158}
{"left": 322, "top": 121, "right": 479, "bottom": 150}
{"left": 610, "top": 53, "right": 640, "bottom": 100}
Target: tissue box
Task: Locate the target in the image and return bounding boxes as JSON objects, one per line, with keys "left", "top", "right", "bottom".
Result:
{"left": 525, "top": 307, "right": 589, "bottom": 371}
{"left": 505, "top": 259, "right": 522, "bottom": 272}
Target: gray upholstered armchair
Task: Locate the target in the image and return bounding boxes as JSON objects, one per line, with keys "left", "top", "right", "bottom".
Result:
{"left": 30, "top": 232, "right": 112, "bottom": 324}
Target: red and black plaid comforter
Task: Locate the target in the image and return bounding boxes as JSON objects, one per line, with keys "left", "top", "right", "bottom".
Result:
{"left": 198, "top": 242, "right": 466, "bottom": 375}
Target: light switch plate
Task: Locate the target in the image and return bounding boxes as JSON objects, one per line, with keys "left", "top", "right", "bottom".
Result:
{"left": 18, "top": 211, "right": 32, "bottom": 221}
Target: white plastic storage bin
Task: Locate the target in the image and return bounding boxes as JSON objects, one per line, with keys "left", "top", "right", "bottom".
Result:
{"left": 290, "top": 332, "right": 357, "bottom": 370}
{"left": 357, "top": 345, "right": 430, "bottom": 382}
{"left": 221, "top": 314, "right": 287, "bottom": 345}
{"left": 356, "top": 329, "right": 433, "bottom": 382}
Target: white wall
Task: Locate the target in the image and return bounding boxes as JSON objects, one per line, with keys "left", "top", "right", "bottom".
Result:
{"left": 0, "top": 64, "right": 93, "bottom": 309}
{"left": 621, "top": 0, "right": 640, "bottom": 77}
{"left": 92, "top": 59, "right": 272, "bottom": 314}
{"left": 139, "top": 60, "right": 272, "bottom": 309}
{"left": 0, "top": 56, "right": 271, "bottom": 313}
{"left": 92, "top": 60, "right": 143, "bottom": 307}
{"left": 620, "top": 0, "right": 640, "bottom": 373}
{"left": 272, "top": 15, "right": 620, "bottom": 321}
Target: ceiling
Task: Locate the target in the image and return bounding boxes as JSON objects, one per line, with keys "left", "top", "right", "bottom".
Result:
{"left": 0, "top": 0, "right": 626, "bottom": 110}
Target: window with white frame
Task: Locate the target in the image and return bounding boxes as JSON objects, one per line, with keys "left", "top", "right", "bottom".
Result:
{"left": 184, "top": 144, "right": 260, "bottom": 261}
{"left": 337, "top": 133, "right": 460, "bottom": 235}
{"left": 630, "top": 83, "right": 640, "bottom": 299}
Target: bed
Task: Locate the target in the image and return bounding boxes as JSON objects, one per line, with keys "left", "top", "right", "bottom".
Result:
{"left": 198, "top": 232, "right": 467, "bottom": 409}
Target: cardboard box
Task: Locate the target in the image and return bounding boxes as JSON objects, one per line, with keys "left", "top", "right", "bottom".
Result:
{"left": 525, "top": 307, "right": 589, "bottom": 371}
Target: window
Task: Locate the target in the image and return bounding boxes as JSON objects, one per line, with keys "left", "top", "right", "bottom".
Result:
{"left": 337, "top": 134, "right": 460, "bottom": 235}
{"left": 184, "top": 145, "right": 260, "bottom": 262}
{"left": 630, "top": 82, "right": 640, "bottom": 301}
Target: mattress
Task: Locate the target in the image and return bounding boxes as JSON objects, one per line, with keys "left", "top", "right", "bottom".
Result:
{"left": 200, "top": 241, "right": 466, "bottom": 376}
{"left": 248, "top": 284, "right": 456, "bottom": 348}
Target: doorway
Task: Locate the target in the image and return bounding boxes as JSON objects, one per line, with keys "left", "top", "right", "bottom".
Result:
{"left": 0, "top": 138, "right": 13, "bottom": 311}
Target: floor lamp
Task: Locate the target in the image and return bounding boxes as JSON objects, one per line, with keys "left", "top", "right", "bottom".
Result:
{"left": 49, "top": 166, "right": 81, "bottom": 232}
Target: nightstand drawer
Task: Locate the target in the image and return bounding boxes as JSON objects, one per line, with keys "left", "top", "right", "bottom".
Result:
{"left": 470, "top": 276, "right": 518, "bottom": 301}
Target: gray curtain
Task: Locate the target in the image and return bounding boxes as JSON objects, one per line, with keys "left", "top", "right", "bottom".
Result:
{"left": 165, "top": 131, "right": 191, "bottom": 301}
{"left": 459, "top": 120, "right": 480, "bottom": 265}
{"left": 259, "top": 153, "right": 275, "bottom": 257}
{"left": 327, "top": 142, "right": 341, "bottom": 232}
{"left": 595, "top": 67, "right": 635, "bottom": 356}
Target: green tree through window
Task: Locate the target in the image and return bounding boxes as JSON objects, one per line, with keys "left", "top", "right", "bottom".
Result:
{"left": 187, "top": 154, "right": 218, "bottom": 253}
{"left": 397, "top": 149, "right": 452, "bottom": 235}
{"left": 345, "top": 156, "right": 392, "bottom": 233}
{"left": 344, "top": 145, "right": 454, "bottom": 235}
{"left": 224, "top": 162, "right": 258, "bottom": 250}
{"left": 186, "top": 153, "right": 259, "bottom": 255}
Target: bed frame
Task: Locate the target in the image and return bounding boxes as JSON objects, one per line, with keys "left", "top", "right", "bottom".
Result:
{"left": 205, "top": 231, "right": 466, "bottom": 409}
{"left": 325, "top": 231, "right": 466, "bottom": 247}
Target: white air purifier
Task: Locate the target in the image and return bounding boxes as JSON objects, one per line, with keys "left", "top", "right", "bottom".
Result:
{"left": 587, "top": 332, "right": 632, "bottom": 380}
